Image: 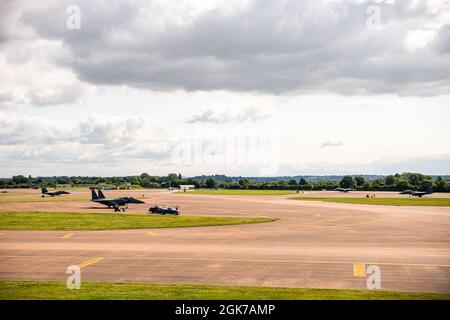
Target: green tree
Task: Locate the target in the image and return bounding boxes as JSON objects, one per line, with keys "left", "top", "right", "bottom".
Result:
{"left": 298, "top": 178, "right": 310, "bottom": 190}
{"left": 419, "top": 179, "right": 433, "bottom": 191}
{"left": 239, "top": 179, "right": 249, "bottom": 187}
{"left": 141, "top": 181, "right": 160, "bottom": 188}
{"left": 140, "top": 173, "right": 150, "bottom": 180}
{"left": 372, "top": 178, "right": 385, "bottom": 190}
{"left": 362, "top": 181, "right": 371, "bottom": 191}
{"left": 340, "top": 176, "right": 355, "bottom": 188}
{"left": 167, "top": 173, "right": 179, "bottom": 181}
{"left": 395, "top": 178, "right": 411, "bottom": 190}
{"left": 354, "top": 176, "right": 365, "bottom": 186}
{"left": 435, "top": 176, "right": 449, "bottom": 192}
{"left": 12, "top": 175, "right": 28, "bottom": 184}
{"left": 205, "top": 178, "right": 218, "bottom": 189}
{"left": 385, "top": 175, "right": 396, "bottom": 185}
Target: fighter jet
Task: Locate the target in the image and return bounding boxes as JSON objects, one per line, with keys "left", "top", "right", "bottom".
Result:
{"left": 91, "top": 189, "right": 145, "bottom": 212}
{"left": 399, "top": 186, "right": 433, "bottom": 197}
{"left": 41, "top": 187, "right": 70, "bottom": 197}
{"left": 334, "top": 187, "right": 355, "bottom": 193}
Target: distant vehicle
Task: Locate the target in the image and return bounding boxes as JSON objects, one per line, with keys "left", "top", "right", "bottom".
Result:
{"left": 179, "top": 185, "right": 195, "bottom": 192}
{"left": 41, "top": 187, "right": 70, "bottom": 197}
{"left": 149, "top": 205, "right": 180, "bottom": 215}
{"left": 399, "top": 187, "right": 433, "bottom": 197}
{"left": 91, "top": 189, "right": 145, "bottom": 212}
{"left": 334, "top": 187, "right": 355, "bottom": 193}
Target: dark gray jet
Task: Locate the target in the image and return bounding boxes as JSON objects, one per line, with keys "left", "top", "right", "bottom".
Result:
{"left": 91, "top": 189, "right": 145, "bottom": 212}
{"left": 41, "top": 187, "right": 70, "bottom": 197}
{"left": 399, "top": 186, "right": 433, "bottom": 197}
{"left": 334, "top": 187, "right": 355, "bottom": 193}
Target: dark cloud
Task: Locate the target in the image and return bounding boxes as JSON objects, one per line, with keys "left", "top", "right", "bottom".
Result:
{"left": 433, "top": 24, "right": 450, "bottom": 54}
{"left": 9, "top": 0, "right": 449, "bottom": 97}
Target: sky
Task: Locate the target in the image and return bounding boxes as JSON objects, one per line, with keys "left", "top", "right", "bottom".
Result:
{"left": 0, "top": 0, "right": 449, "bottom": 177}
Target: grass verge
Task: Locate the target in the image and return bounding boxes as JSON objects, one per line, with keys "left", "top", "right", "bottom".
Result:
{"left": 0, "top": 211, "right": 274, "bottom": 231}
{"left": 187, "top": 189, "right": 296, "bottom": 196}
{"left": 290, "top": 197, "right": 450, "bottom": 206}
{"left": 0, "top": 280, "right": 448, "bottom": 300}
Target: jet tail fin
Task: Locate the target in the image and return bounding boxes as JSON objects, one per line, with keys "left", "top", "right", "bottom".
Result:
{"left": 98, "top": 190, "right": 106, "bottom": 199}
{"left": 91, "top": 189, "right": 99, "bottom": 200}
{"left": 41, "top": 187, "right": 48, "bottom": 194}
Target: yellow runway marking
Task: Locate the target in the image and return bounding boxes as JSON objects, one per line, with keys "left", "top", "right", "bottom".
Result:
{"left": 77, "top": 257, "right": 103, "bottom": 268}
{"left": 147, "top": 231, "right": 159, "bottom": 236}
{"left": 61, "top": 233, "right": 74, "bottom": 239}
{"left": 353, "top": 263, "right": 366, "bottom": 277}
{"left": 2, "top": 255, "right": 450, "bottom": 268}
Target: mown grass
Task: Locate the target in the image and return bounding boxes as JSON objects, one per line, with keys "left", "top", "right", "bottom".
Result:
{"left": 187, "top": 189, "right": 297, "bottom": 196}
{"left": 0, "top": 211, "right": 274, "bottom": 231}
{"left": 290, "top": 197, "right": 450, "bottom": 206}
{"left": 0, "top": 280, "right": 448, "bottom": 300}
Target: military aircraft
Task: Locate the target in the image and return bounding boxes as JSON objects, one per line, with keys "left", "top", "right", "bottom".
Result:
{"left": 399, "top": 186, "right": 433, "bottom": 197}
{"left": 91, "top": 189, "right": 145, "bottom": 212}
{"left": 41, "top": 187, "right": 70, "bottom": 197}
{"left": 334, "top": 187, "right": 355, "bottom": 193}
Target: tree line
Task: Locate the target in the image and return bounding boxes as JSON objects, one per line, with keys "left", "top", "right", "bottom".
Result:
{"left": 1, "top": 172, "right": 449, "bottom": 192}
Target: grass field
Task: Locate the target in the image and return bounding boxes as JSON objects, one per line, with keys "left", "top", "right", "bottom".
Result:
{"left": 0, "top": 211, "right": 274, "bottom": 231}
{"left": 187, "top": 189, "right": 296, "bottom": 196}
{"left": 0, "top": 280, "right": 448, "bottom": 300}
{"left": 291, "top": 197, "right": 450, "bottom": 206}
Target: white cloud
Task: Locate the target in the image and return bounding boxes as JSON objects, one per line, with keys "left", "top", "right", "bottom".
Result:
{"left": 0, "top": 112, "right": 172, "bottom": 164}
{"left": 0, "top": 37, "right": 93, "bottom": 108}
{"left": 405, "top": 29, "right": 437, "bottom": 51}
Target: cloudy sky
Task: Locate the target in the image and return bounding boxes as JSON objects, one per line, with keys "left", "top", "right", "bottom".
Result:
{"left": 0, "top": 0, "right": 449, "bottom": 177}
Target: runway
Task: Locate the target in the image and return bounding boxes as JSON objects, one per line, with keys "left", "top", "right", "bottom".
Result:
{"left": 0, "top": 190, "right": 449, "bottom": 293}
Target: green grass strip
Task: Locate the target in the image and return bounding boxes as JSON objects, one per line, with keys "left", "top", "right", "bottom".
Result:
{"left": 290, "top": 197, "right": 450, "bottom": 206}
{"left": 0, "top": 211, "right": 274, "bottom": 231}
{"left": 0, "top": 280, "right": 448, "bottom": 300}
